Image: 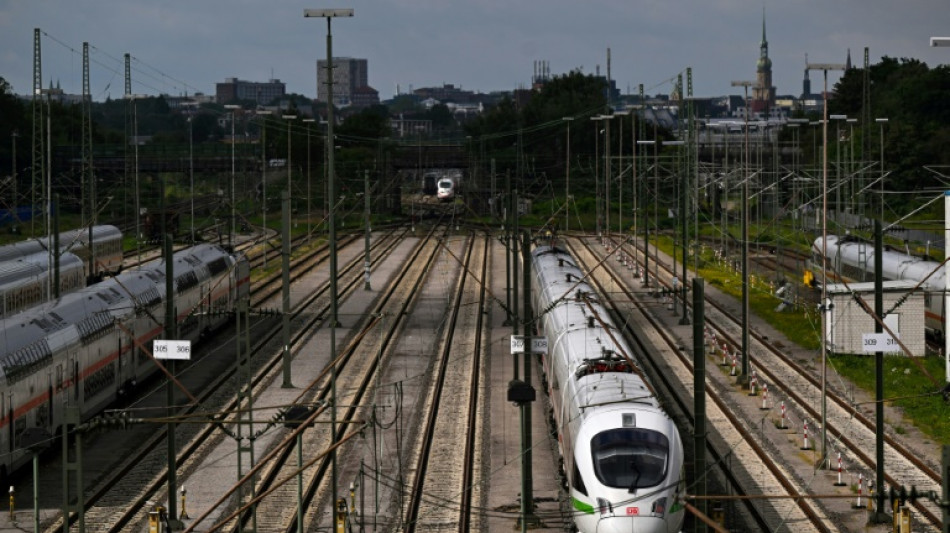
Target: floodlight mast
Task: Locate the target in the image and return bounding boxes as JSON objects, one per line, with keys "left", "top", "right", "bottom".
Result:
{"left": 304, "top": 7, "right": 353, "bottom": 526}
{"left": 304, "top": 8, "right": 354, "bottom": 17}
{"left": 808, "top": 60, "right": 860, "bottom": 517}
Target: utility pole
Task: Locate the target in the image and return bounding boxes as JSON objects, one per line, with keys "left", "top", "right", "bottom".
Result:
{"left": 282, "top": 113, "right": 297, "bottom": 228}
{"left": 364, "top": 169, "right": 371, "bottom": 290}
{"left": 730, "top": 80, "right": 753, "bottom": 387}
{"left": 679, "top": 70, "right": 691, "bottom": 326}
{"left": 303, "top": 118, "right": 315, "bottom": 242}
{"left": 257, "top": 110, "right": 272, "bottom": 264}
{"left": 692, "top": 278, "right": 707, "bottom": 529}
{"left": 11, "top": 130, "right": 18, "bottom": 228}
{"left": 562, "top": 117, "right": 573, "bottom": 232}
{"left": 224, "top": 105, "right": 240, "bottom": 250}
{"left": 123, "top": 53, "right": 131, "bottom": 227}
{"left": 235, "top": 273, "right": 256, "bottom": 529}
{"left": 282, "top": 189, "right": 293, "bottom": 388}
{"left": 517, "top": 230, "right": 539, "bottom": 531}
{"left": 82, "top": 42, "right": 97, "bottom": 276}
{"left": 81, "top": 42, "right": 91, "bottom": 228}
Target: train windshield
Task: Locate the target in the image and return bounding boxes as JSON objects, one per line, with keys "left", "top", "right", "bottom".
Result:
{"left": 439, "top": 180, "right": 452, "bottom": 189}
{"left": 590, "top": 428, "right": 669, "bottom": 490}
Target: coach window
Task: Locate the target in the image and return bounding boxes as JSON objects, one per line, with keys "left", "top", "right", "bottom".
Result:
{"left": 590, "top": 428, "right": 669, "bottom": 490}
{"left": 13, "top": 416, "right": 25, "bottom": 448}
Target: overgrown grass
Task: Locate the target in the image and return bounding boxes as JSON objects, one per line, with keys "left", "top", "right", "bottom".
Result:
{"left": 651, "top": 235, "right": 950, "bottom": 445}
{"left": 830, "top": 354, "right": 949, "bottom": 445}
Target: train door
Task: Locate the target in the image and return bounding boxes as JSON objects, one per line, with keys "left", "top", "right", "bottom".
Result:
{"left": 72, "top": 359, "right": 80, "bottom": 406}
{"left": 856, "top": 241, "right": 869, "bottom": 281}
{"left": 201, "top": 286, "right": 208, "bottom": 331}
{"left": 37, "top": 374, "right": 52, "bottom": 431}
{"left": 54, "top": 364, "right": 64, "bottom": 434}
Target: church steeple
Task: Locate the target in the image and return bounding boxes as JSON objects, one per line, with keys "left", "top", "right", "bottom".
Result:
{"left": 757, "top": 7, "right": 771, "bottom": 72}
{"left": 803, "top": 54, "right": 812, "bottom": 97}
{"left": 752, "top": 5, "right": 775, "bottom": 114}
{"left": 846, "top": 48, "right": 852, "bottom": 70}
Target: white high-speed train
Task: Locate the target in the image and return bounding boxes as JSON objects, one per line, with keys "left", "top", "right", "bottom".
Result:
{"left": 0, "top": 244, "right": 249, "bottom": 479}
{"left": 531, "top": 244, "right": 686, "bottom": 533}
{"left": 436, "top": 175, "right": 458, "bottom": 201}
{"left": 810, "top": 235, "right": 947, "bottom": 339}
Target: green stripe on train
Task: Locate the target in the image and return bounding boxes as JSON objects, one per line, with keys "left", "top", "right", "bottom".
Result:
{"left": 573, "top": 497, "right": 594, "bottom": 514}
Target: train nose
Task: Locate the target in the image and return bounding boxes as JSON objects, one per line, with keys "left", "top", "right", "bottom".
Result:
{"left": 593, "top": 515, "right": 670, "bottom": 533}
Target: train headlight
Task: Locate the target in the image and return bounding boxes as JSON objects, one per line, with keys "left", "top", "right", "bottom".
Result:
{"left": 597, "top": 497, "right": 613, "bottom": 515}
{"left": 651, "top": 496, "right": 667, "bottom": 518}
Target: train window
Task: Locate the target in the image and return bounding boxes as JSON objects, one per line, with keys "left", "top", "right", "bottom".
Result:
{"left": 572, "top": 460, "right": 588, "bottom": 496}
{"left": 590, "top": 428, "right": 669, "bottom": 490}
{"left": 35, "top": 400, "right": 48, "bottom": 428}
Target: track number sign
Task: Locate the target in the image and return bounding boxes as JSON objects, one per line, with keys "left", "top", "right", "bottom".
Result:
{"left": 153, "top": 339, "right": 192, "bottom": 360}
{"left": 510, "top": 336, "right": 548, "bottom": 354}
{"left": 861, "top": 333, "right": 898, "bottom": 353}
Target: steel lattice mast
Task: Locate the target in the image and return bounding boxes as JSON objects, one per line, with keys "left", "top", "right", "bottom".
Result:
{"left": 31, "top": 28, "right": 43, "bottom": 235}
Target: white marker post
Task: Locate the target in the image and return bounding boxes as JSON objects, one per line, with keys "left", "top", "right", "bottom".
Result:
{"left": 510, "top": 335, "right": 549, "bottom": 355}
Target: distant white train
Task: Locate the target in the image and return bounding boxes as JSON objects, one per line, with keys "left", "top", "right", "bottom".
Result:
{"left": 810, "top": 235, "right": 947, "bottom": 339}
{"left": 0, "top": 225, "right": 124, "bottom": 282}
{"left": 436, "top": 176, "right": 457, "bottom": 201}
{"left": 0, "top": 244, "right": 249, "bottom": 480}
{"left": 0, "top": 251, "right": 85, "bottom": 318}
{"left": 532, "top": 244, "right": 685, "bottom": 533}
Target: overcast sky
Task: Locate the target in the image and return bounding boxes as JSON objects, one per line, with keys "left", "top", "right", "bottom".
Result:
{"left": 1, "top": 1, "right": 948, "bottom": 103}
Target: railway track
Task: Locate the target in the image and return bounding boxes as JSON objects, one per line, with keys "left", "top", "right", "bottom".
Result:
{"left": 602, "top": 234, "right": 943, "bottom": 531}
{"left": 36, "top": 227, "right": 409, "bottom": 533}
{"left": 229, "top": 223, "right": 450, "bottom": 532}
{"left": 399, "top": 232, "right": 489, "bottom": 532}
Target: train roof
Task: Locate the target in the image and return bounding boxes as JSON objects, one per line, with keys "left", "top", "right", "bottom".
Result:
{"left": 532, "top": 245, "right": 660, "bottom": 411}
{"left": 0, "top": 225, "right": 122, "bottom": 263}
{"left": 826, "top": 280, "right": 919, "bottom": 294}
{"left": 817, "top": 234, "right": 948, "bottom": 289}
{"left": 0, "top": 243, "right": 233, "bottom": 382}
{"left": 0, "top": 251, "right": 83, "bottom": 288}
{"left": 0, "top": 240, "right": 46, "bottom": 263}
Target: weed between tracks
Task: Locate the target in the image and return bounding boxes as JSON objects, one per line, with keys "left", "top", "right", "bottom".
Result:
{"left": 650, "top": 236, "right": 950, "bottom": 446}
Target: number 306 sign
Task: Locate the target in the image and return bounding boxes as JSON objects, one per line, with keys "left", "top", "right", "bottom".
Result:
{"left": 153, "top": 339, "right": 192, "bottom": 360}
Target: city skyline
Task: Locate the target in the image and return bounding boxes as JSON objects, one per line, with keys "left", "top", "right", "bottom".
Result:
{"left": 1, "top": 1, "right": 948, "bottom": 103}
